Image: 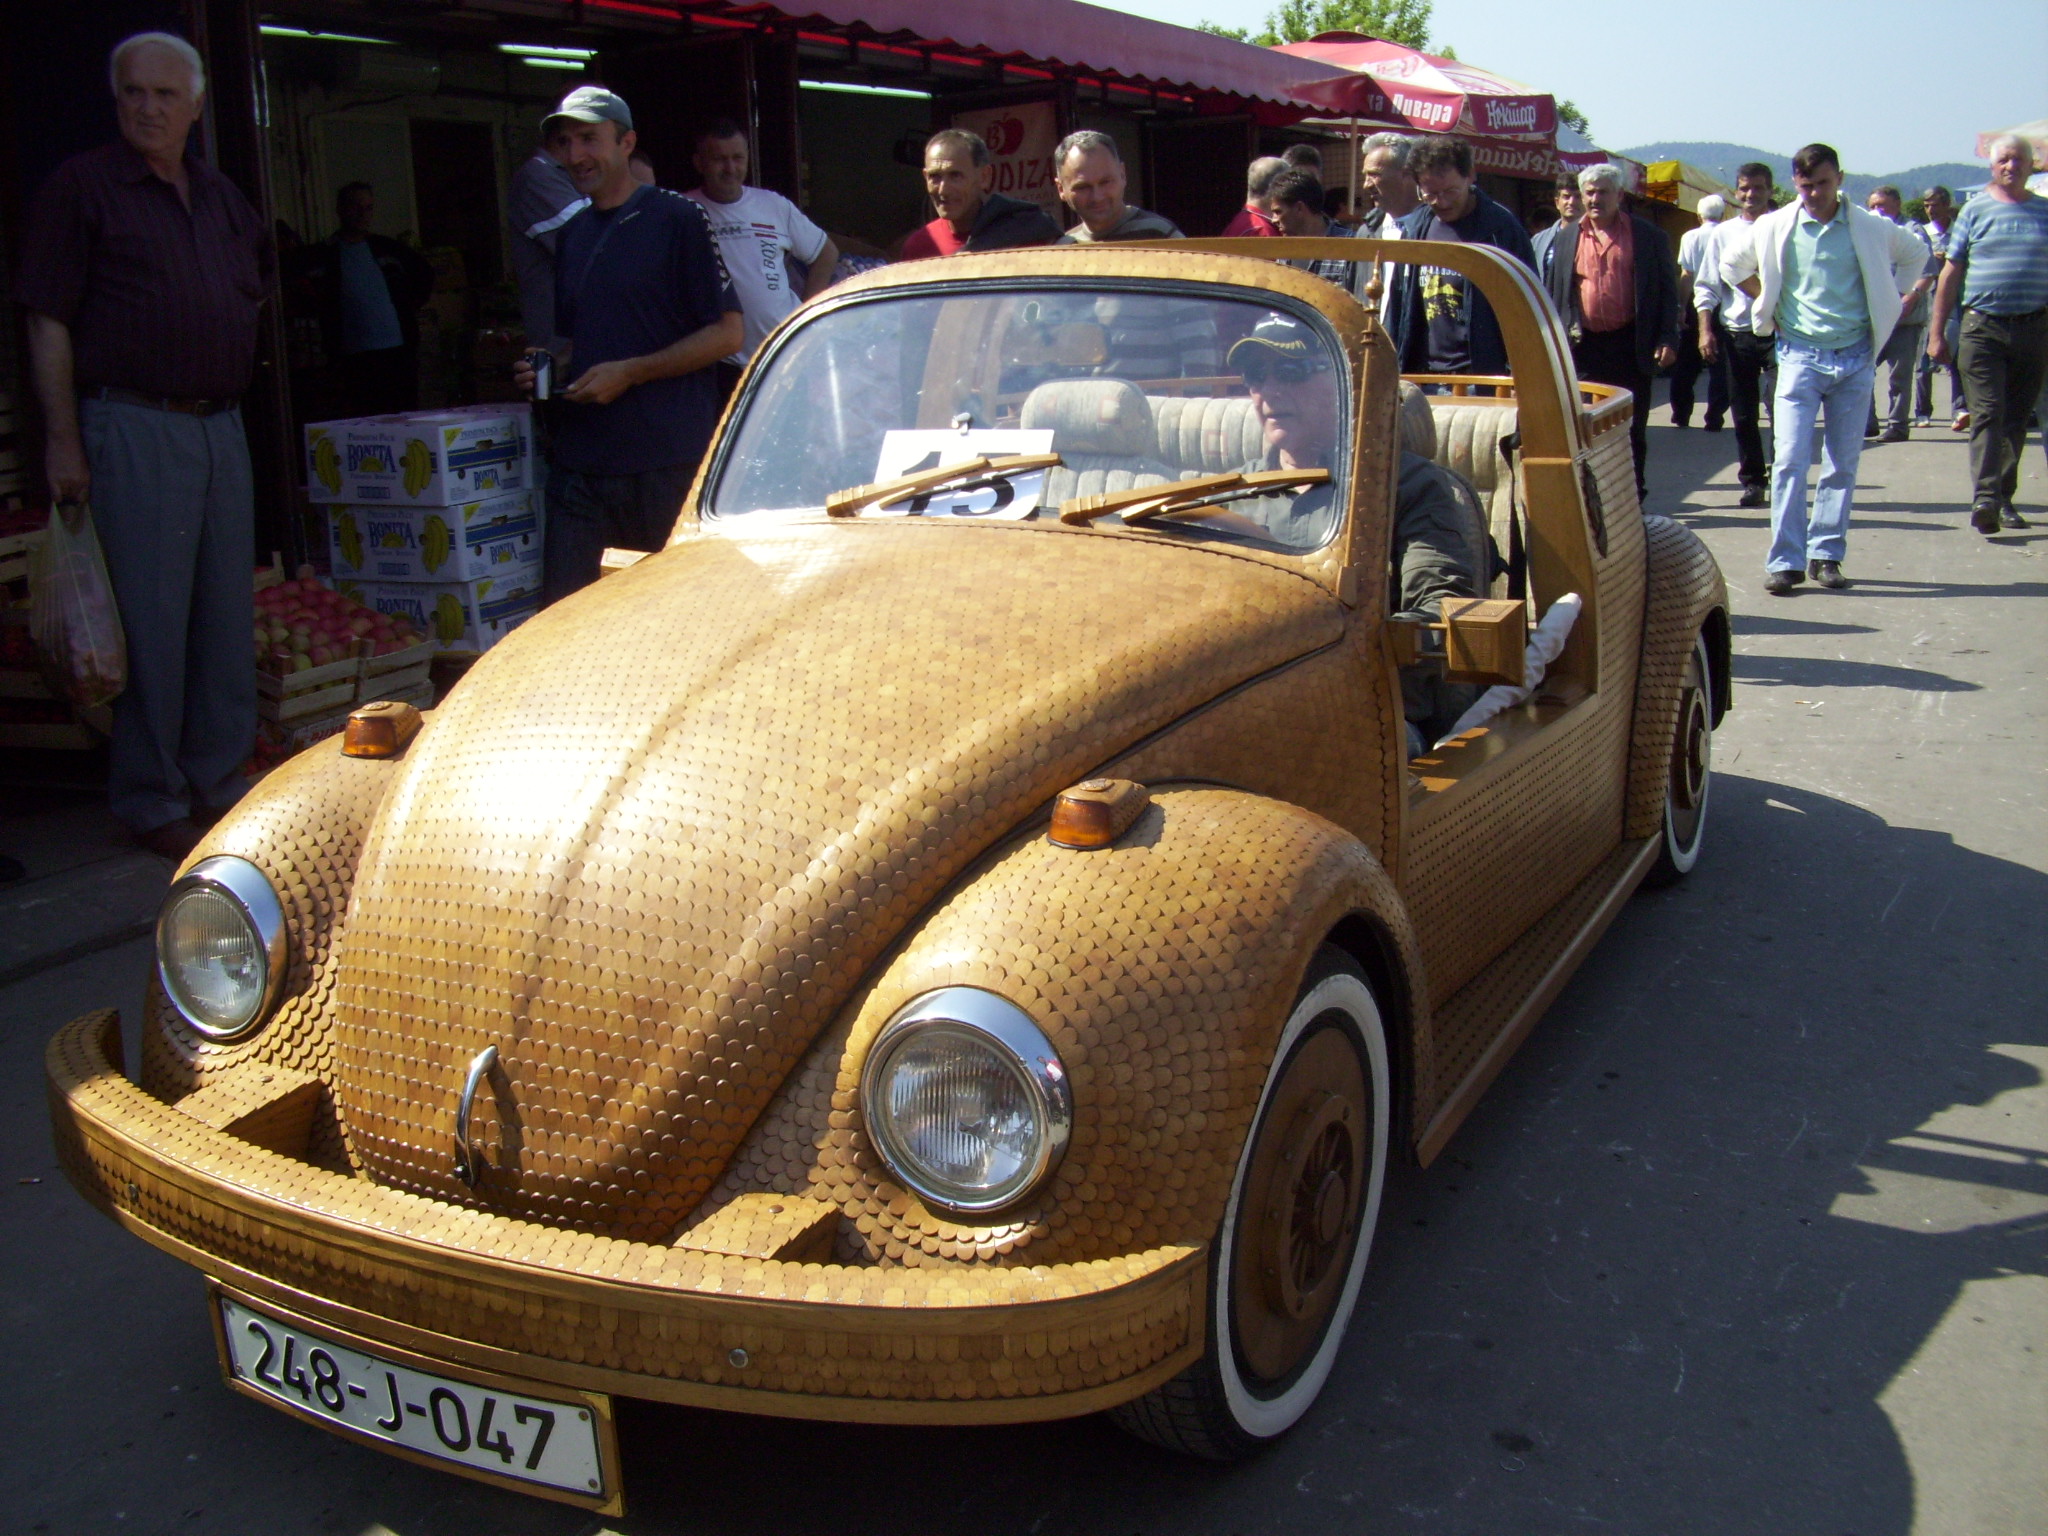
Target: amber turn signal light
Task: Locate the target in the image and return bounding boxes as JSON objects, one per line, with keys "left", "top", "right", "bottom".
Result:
{"left": 1048, "top": 778, "right": 1150, "bottom": 849}
{"left": 342, "top": 700, "right": 424, "bottom": 759}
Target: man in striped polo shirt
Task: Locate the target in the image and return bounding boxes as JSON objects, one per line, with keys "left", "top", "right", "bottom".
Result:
{"left": 1928, "top": 134, "right": 2048, "bottom": 533}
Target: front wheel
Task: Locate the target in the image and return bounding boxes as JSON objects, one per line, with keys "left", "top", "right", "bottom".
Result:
{"left": 1111, "top": 947, "right": 1390, "bottom": 1461}
{"left": 1645, "top": 632, "right": 1713, "bottom": 886}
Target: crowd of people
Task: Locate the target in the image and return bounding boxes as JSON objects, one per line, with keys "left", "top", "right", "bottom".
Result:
{"left": 8, "top": 33, "right": 2047, "bottom": 853}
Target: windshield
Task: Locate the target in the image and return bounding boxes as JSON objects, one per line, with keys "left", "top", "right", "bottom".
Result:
{"left": 703, "top": 285, "right": 1349, "bottom": 554}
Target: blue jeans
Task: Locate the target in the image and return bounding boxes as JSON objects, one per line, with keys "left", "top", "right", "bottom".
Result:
{"left": 1769, "top": 336, "right": 1876, "bottom": 571}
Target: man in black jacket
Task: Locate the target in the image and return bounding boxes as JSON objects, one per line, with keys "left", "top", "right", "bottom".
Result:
{"left": 1381, "top": 136, "right": 1537, "bottom": 380}
{"left": 897, "top": 130, "right": 1061, "bottom": 259}
{"left": 1543, "top": 163, "right": 1681, "bottom": 497}
{"left": 291, "top": 182, "right": 436, "bottom": 417}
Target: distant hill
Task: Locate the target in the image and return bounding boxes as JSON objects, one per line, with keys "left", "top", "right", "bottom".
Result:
{"left": 1620, "top": 141, "right": 1983, "bottom": 201}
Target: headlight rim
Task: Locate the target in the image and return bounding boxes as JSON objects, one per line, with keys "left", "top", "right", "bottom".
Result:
{"left": 155, "top": 854, "right": 288, "bottom": 1043}
{"left": 860, "top": 986, "right": 1073, "bottom": 1217}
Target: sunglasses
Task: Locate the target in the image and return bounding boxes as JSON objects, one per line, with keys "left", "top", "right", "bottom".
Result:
{"left": 1238, "top": 356, "right": 1330, "bottom": 387}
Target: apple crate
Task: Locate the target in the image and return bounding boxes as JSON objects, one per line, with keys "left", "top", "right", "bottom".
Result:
{"left": 257, "top": 650, "right": 363, "bottom": 724}
{"left": 357, "top": 636, "right": 435, "bottom": 702}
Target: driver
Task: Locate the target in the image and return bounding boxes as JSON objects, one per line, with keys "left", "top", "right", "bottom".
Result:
{"left": 1229, "top": 314, "right": 1482, "bottom": 752}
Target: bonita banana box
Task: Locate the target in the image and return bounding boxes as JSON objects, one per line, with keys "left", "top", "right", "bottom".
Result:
{"left": 306, "top": 409, "right": 528, "bottom": 506}
{"left": 327, "top": 492, "right": 542, "bottom": 583}
{"left": 338, "top": 573, "right": 540, "bottom": 656}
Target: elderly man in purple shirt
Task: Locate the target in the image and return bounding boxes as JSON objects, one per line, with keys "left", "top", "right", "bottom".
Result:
{"left": 16, "top": 32, "right": 270, "bottom": 860}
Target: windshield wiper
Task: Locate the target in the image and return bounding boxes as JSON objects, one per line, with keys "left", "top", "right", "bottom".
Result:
{"left": 825, "top": 453, "right": 1063, "bottom": 518}
{"left": 1058, "top": 468, "right": 1330, "bottom": 526}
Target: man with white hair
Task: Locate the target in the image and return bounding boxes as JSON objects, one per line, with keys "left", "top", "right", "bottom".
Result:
{"left": 1928, "top": 134, "right": 2048, "bottom": 532}
{"left": 1670, "top": 193, "right": 1730, "bottom": 430}
{"left": 1862, "top": 184, "right": 1939, "bottom": 443}
{"left": 15, "top": 31, "right": 270, "bottom": 860}
{"left": 1542, "top": 161, "right": 1681, "bottom": 497}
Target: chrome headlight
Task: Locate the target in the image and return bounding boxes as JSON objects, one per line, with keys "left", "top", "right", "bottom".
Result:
{"left": 155, "top": 856, "right": 287, "bottom": 1041}
{"left": 860, "top": 987, "right": 1071, "bottom": 1214}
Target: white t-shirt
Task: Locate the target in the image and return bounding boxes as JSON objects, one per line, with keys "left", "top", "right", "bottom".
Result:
{"left": 684, "top": 185, "right": 829, "bottom": 363}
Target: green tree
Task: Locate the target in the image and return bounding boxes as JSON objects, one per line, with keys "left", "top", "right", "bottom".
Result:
{"left": 1555, "top": 99, "right": 1590, "bottom": 139}
{"left": 1200, "top": 0, "right": 1436, "bottom": 50}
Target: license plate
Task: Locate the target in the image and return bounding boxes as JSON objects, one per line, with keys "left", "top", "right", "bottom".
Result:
{"left": 213, "top": 1291, "right": 616, "bottom": 1508}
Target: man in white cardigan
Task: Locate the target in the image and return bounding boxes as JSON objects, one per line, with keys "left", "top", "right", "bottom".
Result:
{"left": 1721, "top": 142, "right": 1929, "bottom": 593}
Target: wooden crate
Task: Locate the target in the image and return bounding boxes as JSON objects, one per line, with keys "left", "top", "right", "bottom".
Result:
{"left": 257, "top": 652, "right": 363, "bottom": 723}
{"left": 357, "top": 637, "right": 435, "bottom": 704}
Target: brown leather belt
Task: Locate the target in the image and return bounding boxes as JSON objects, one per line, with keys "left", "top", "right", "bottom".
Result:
{"left": 91, "top": 386, "right": 240, "bottom": 416}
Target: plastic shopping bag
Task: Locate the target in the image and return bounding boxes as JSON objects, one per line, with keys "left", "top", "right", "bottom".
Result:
{"left": 29, "top": 501, "right": 127, "bottom": 709}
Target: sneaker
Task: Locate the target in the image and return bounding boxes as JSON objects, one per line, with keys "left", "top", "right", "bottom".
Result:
{"left": 1913, "top": 415, "right": 1932, "bottom": 427}
{"left": 1971, "top": 502, "right": 2003, "bottom": 535}
{"left": 1808, "top": 559, "right": 1850, "bottom": 589}
{"left": 1764, "top": 568, "right": 1805, "bottom": 595}
{"left": 2001, "top": 503, "right": 2030, "bottom": 530}
{"left": 1739, "top": 485, "right": 1769, "bottom": 508}
{"left": 1877, "top": 426, "right": 1909, "bottom": 444}
{"left": 1951, "top": 413, "right": 1971, "bottom": 432}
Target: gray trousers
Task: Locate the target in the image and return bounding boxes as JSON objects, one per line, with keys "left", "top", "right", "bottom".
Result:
{"left": 80, "top": 398, "right": 255, "bottom": 833}
{"left": 1868, "top": 322, "right": 1924, "bottom": 434}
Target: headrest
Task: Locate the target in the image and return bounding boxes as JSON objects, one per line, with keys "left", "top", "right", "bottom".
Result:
{"left": 1397, "top": 380, "right": 1436, "bottom": 460}
{"left": 1021, "top": 379, "right": 1156, "bottom": 459}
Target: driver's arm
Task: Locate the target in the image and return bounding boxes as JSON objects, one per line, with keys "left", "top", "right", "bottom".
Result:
{"left": 1390, "top": 454, "right": 1481, "bottom": 619}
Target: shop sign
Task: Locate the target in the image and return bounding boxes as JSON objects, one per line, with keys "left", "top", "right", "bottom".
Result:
{"left": 952, "top": 100, "right": 1062, "bottom": 222}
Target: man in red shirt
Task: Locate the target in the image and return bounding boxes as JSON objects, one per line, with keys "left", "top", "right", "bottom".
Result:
{"left": 1221, "top": 157, "right": 1286, "bottom": 238}
{"left": 897, "top": 130, "right": 1059, "bottom": 260}
{"left": 16, "top": 32, "right": 270, "bottom": 859}
{"left": 1542, "top": 163, "right": 1681, "bottom": 497}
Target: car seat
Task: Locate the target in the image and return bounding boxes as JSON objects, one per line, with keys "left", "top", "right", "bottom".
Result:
{"left": 1020, "top": 379, "right": 1176, "bottom": 508}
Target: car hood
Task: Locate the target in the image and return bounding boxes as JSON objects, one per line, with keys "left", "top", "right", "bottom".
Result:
{"left": 329, "top": 520, "right": 1339, "bottom": 1237}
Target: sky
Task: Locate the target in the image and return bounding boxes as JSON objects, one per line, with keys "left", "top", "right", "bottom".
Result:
{"left": 1101, "top": 0, "right": 2046, "bottom": 176}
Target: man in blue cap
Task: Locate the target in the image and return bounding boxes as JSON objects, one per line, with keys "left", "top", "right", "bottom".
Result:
{"left": 516, "top": 86, "right": 742, "bottom": 601}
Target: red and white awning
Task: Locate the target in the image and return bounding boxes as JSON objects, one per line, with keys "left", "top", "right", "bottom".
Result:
{"left": 1273, "top": 32, "right": 1556, "bottom": 139}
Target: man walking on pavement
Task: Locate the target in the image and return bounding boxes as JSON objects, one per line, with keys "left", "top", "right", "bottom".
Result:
{"left": 1928, "top": 134, "right": 2048, "bottom": 533}
{"left": 1531, "top": 172, "right": 1582, "bottom": 285}
{"left": 508, "top": 128, "right": 588, "bottom": 356}
{"left": 1722, "top": 142, "right": 1930, "bottom": 592}
{"left": 1911, "top": 186, "right": 1963, "bottom": 427}
{"left": 1670, "top": 194, "right": 1729, "bottom": 431}
{"left": 514, "top": 87, "right": 741, "bottom": 603}
{"left": 1543, "top": 163, "right": 1680, "bottom": 498}
{"left": 1270, "top": 169, "right": 1353, "bottom": 287}
{"left": 1055, "top": 132, "right": 1184, "bottom": 242}
{"left": 684, "top": 119, "right": 837, "bottom": 383}
{"left": 898, "top": 130, "right": 1060, "bottom": 258}
{"left": 1383, "top": 137, "right": 1536, "bottom": 381}
{"left": 1698, "top": 162, "right": 1778, "bottom": 507}
{"left": 1352, "top": 134, "right": 1420, "bottom": 325}
{"left": 16, "top": 32, "right": 269, "bottom": 861}
{"left": 1222, "top": 157, "right": 1286, "bottom": 237}
{"left": 1862, "top": 185, "right": 1938, "bottom": 444}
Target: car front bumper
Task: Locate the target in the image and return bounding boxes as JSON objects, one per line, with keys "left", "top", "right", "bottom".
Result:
{"left": 48, "top": 1011, "right": 1204, "bottom": 1424}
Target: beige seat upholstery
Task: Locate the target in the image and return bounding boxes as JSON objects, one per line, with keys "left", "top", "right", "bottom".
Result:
{"left": 1149, "top": 394, "right": 1264, "bottom": 477}
{"left": 1398, "top": 382, "right": 1494, "bottom": 596}
{"left": 1426, "top": 399, "right": 1521, "bottom": 595}
{"left": 1021, "top": 379, "right": 1174, "bottom": 506}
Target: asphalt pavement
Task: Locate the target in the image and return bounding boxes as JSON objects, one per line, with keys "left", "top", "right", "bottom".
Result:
{"left": 3, "top": 406, "right": 2042, "bottom": 1536}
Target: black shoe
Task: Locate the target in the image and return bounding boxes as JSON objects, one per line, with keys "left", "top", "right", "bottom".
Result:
{"left": 135, "top": 817, "right": 206, "bottom": 862}
{"left": 1739, "top": 486, "right": 1769, "bottom": 509}
{"left": 1764, "top": 568, "right": 1805, "bottom": 595}
{"left": 2002, "top": 503, "right": 2030, "bottom": 529}
{"left": 1808, "top": 559, "right": 1850, "bottom": 589}
{"left": 1877, "top": 426, "right": 1909, "bottom": 444}
{"left": 1672, "top": 416, "right": 1690, "bottom": 428}
{"left": 1705, "top": 417, "right": 1725, "bottom": 432}
{"left": 1971, "top": 502, "right": 2003, "bottom": 535}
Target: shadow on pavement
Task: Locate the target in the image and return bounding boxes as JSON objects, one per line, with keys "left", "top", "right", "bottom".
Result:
{"left": 1729, "top": 654, "right": 1982, "bottom": 692}
{"left": 1731, "top": 615, "right": 1878, "bottom": 636}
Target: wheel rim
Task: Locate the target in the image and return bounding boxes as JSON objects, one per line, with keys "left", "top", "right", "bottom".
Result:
{"left": 1665, "top": 646, "right": 1712, "bottom": 859}
{"left": 1231, "top": 1020, "right": 1369, "bottom": 1388}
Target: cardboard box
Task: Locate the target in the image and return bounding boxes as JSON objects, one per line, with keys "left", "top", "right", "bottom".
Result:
{"left": 339, "top": 574, "right": 539, "bottom": 656}
{"left": 306, "top": 408, "right": 529, "bottom": 506}
{"left": 328, "top": 491, "right": 542, "bottom": 583}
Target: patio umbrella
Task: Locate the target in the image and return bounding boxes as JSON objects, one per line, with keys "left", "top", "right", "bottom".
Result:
{"left": 1273, "top": 31, "right": 1556, "bottom": 141}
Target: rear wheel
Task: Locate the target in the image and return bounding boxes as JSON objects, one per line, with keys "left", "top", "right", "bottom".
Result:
{"left": 1646, "top": 633, "right": 1713, "bottom": 886}
{"left": 1111, "top": 947, "right": 1390, "bottom": 1461}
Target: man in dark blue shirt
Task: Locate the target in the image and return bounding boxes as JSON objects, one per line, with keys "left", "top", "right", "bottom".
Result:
{"left": 1380, "top": 135, "right": 1536, "bottom": 380}
{"left": 517, "top": 87, "right": 742, "bottom": 602}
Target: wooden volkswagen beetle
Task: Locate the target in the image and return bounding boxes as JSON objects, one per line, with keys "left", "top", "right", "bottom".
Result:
{"left": 48, "top": 238, "right": 1728, "bottom": 1511}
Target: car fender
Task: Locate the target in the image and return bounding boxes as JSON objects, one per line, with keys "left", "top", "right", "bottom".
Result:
{"left": 139, "top": 731, "right": 413, "bottom": 1163}
{"left": 1625, "top": 515, "right": 1730, "bottom": 842}
{"left": 707, "top": 785, "right": 1430, "bottom": 1269}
